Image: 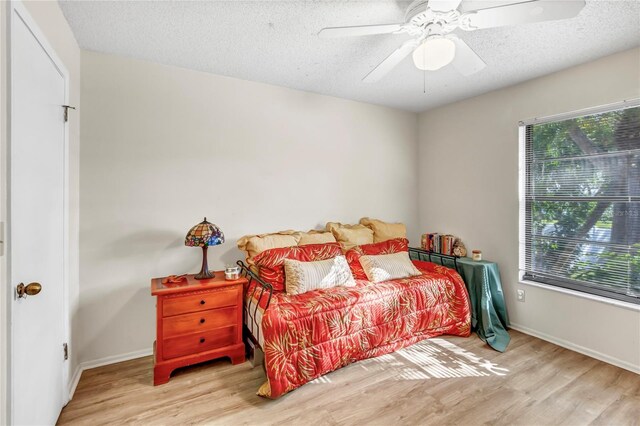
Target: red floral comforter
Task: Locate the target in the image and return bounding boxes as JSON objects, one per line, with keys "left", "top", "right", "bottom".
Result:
{"left": 254, "top": 260, "right": 471, "bottom": 398}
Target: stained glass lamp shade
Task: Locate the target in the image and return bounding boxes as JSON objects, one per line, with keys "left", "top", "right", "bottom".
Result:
{"left": 185, "top": 217, "right": 225, "bottom": 280}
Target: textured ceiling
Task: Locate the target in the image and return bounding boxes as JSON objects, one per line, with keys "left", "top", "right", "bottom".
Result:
{"left": 59, "top": 0, "right": 640, "bottom": 112}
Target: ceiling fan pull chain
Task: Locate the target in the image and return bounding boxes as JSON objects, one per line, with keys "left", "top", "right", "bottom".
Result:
{"left": 423, "top": 69, "right": 426, "bottom": 94}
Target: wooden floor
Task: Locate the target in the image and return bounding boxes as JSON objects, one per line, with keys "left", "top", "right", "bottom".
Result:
{"left": 58, "top": 330, "right": 640, "bottom": 426}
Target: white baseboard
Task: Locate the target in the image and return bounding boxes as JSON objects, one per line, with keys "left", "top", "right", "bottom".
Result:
{"left": 68, "top": 365, "right": 82, "bottom": 400}
{"left": 67, "top": 348, "right": 153, "bottom": 401}
{"left": 510, "top": 322, "right": 640, "bottom": 375}
{"left": 80, "top": 348, "right": 153, "bottom": 371}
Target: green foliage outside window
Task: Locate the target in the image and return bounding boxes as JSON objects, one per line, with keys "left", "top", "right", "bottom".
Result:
{"left": 527, "top": 107, "right": 639, "bottom": 300}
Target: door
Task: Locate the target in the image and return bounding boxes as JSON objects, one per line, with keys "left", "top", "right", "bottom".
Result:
{"left": 10, "top": 4, "right": 68, "bottom": 425}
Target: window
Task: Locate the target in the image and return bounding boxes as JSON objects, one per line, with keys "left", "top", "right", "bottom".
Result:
{"left": 520, "top": 102, "right": 640, "bottom": 304}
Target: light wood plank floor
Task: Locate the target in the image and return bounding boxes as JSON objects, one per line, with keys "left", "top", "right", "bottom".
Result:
{"left": 58, "top": 330, "right": 640, "bottom": 426}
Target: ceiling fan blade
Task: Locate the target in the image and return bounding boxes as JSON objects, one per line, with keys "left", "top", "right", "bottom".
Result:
{"left": 428, "top": 0, "right": 463, "bottom": 12}
{"left": 363, "top": 39, "right": 421, "bottom": 83}
{"left": 462, "top": 0, "right": 586, "bottom": 30}
{"left": 450, "top": 36, "right": 486, "bottom": 76}
{"left": 318, "top": 23, "right": 403, "bottom": 38}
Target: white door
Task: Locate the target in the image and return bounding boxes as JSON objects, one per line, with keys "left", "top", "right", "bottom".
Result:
{"left": 10, "top": 4, "right": 68, "bottom": 425}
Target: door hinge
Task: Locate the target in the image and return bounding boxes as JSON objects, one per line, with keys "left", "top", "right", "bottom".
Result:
{"left": 62, "top": 105, "right": 76, "bottom": 122}
{"left": 63, "top": 343, "right": 68, "bottom": 361}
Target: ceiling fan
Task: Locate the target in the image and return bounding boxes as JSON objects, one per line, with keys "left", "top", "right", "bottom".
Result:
{"left": 319, "top": 0, "right": 586, "bottom": 83}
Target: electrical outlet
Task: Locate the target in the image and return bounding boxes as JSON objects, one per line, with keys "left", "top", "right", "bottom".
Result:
{"left": 517, "top": 289, "right": 525, "bottom": 302}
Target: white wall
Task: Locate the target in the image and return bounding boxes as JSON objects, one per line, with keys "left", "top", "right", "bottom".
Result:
{"left": 79, "top": 51, "right": 418, "bottom": 363}
{"left": 0, "top": 3, "right": 8, "bottom": 422}
{"left": 0, "top": 0, "right": 81, "bottom": 420}
{"left": 418, "top": 48, "right": 640, "bottom": 372}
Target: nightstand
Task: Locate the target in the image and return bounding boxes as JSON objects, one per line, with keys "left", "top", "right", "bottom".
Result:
{"left": 151, "top": 271, "right": 247, "bottom": 385}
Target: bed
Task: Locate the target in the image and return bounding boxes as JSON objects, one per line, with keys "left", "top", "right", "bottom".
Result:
{"left": 240, "top": 248, "right": 471, "bottom": 399}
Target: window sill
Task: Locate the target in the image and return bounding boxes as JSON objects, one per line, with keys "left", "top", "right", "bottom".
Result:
{"left": 519, "top": 279, "right": 640, "bottom": 312}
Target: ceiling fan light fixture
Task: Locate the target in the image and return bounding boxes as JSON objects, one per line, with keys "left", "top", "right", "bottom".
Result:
{"left": 412, "top": 37, "right": 456, "bottom": 71}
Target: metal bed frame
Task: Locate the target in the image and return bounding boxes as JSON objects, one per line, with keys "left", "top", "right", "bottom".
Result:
{"left": 236, "top": 260, "right": 271, "bottom": 354}
{"left": 236, "top": 248, "right": 461, "bottom": 359}
{"left": 408, "top": 247, "right": 461, "bottom": 273}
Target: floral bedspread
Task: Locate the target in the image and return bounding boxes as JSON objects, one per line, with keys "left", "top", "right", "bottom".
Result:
{"left": 254, "top": 260, "right": 471, "bottom": 398}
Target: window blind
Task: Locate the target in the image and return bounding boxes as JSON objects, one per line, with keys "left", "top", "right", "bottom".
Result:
{"left": 520, "top": 104, "right": 640, "bottom": 304}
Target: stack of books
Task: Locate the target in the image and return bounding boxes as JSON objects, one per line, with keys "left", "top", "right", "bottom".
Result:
{"left": 421, "top": 233, "right": 458, "bottom": 256}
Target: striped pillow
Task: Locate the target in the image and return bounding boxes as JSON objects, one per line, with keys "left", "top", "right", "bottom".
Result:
{"left": 284, "top": 256, "right": 355, "bottom": 295}
{"left": 359, "top": 252, "right": 422, "bottom": 283}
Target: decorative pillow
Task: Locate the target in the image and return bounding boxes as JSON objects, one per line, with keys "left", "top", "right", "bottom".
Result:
{"left": 359, "top": 251, "right": 421, "bottom": 283}
{"left": 284, "top": 256, "right": 356, "bottom": 295}
{"left": 326, "top": 222, "right": 374, "bottom": 251}
{"left": 237, "top": 230, "right": 301, "bottom": 269}
{"left": 298, "top": 230, "right": 337, "bottom": 245}
{"left": 252, "top": 243, "right": 342, "bottom": 291}
{"left": 345, "top": 238, "right": 410, "bottom": 280}
{"left": 359, "top": 217, "right": 407, "bottom": 243}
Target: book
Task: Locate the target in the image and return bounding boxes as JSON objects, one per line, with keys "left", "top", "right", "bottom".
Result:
{"left": 421, "top": 233, "right": 458, "bottom": 255}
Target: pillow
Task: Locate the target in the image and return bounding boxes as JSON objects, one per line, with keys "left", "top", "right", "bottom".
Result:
{"left": 359, "top": 251, "right": 421, "bottom": 283}
{"left": 237, "top": 230, "right": 301, "bottom": 268}
{"left": 284, "top": 256, "right": 355, "bottom": 295}
{"left": 298, "top": 230, "right": 337, "bottom": 245}
{"left": 345, "top": 238, "right": 410, "bottom": 280}
{"left": 252, "top": 243, "right": 343, "bottom": 291}
{"left": 359, "top": 217, "right": 407, "bottom": 243}
{"left": 326, "top": 222, "right": 374, "bottom": 251}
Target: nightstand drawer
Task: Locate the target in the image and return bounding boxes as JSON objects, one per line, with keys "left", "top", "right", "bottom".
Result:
{"left": 162, "top": 287, "right": 238, "bottom": 317}
{"left": 162, "top": 326, "right": 236, "bottom": 360}
{"left": 162, "top": 307, "right": 236, "bottom": 338}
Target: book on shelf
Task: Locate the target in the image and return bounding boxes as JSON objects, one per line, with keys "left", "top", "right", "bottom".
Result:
{"left": 421, "top": 233, "right": 458, "bottom": 256}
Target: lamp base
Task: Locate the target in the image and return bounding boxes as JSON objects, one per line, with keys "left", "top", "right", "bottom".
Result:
{"left": 194, "top": 246, "right": 214, "bottom": 280}
{"left": 194, "top": 270, "right": 214, "bottom": 280}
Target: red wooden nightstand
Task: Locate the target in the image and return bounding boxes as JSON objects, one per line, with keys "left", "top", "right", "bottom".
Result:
{"left": 151, "top": 271, "right": 246, "bottom": 385}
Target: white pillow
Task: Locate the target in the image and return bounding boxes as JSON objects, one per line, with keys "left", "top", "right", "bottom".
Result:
{"left": 284, "top": 256, "right": 356, "bottom": 295}
{"left": 359, "top": 251, "right": 422, "bottom": 283}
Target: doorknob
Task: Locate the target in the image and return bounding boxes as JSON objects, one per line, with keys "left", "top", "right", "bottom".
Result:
{"left": 16, "top": 282, "right": 42, "bottom": 298}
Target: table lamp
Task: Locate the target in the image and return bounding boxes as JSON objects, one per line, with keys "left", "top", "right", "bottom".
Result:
{"left": 185, "top": 217, "right": 225, "bottom": 280}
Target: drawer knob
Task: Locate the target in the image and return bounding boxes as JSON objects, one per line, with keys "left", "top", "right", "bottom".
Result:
{"left": 200, "top": 318, "right": 205, "bottom": 324}
{"left": 200, "top": 300, "right": 206, "bottom": 305}
{"left": 200, "top": 338, "right": 205, "bottom": 344}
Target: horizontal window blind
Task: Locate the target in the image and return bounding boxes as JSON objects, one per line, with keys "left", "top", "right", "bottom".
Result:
{"left": 521, "top": 104, "right": 640, "bottom": 304}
